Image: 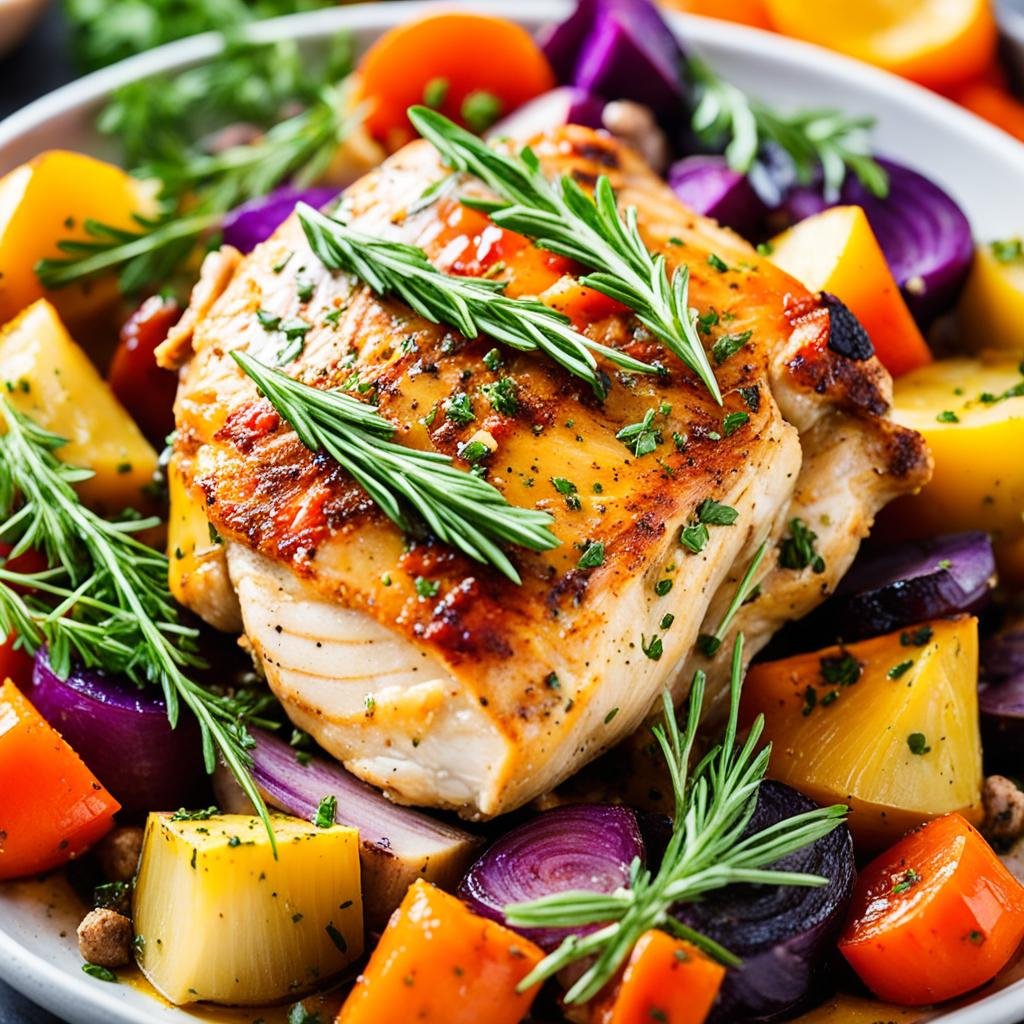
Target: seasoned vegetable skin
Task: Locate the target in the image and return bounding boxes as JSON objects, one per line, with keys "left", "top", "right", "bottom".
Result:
{"left": 590, "top": 930, "right": 724, "bottom": 1024}
{"left": 958, "top": 240, "right": 1024, "bottom": 353}
{"left": 337, "top": 878, "right": 543, "bottom": 1024}
{"left": 839, "top": 813, "right": 1024, "bottom": 1005}
{"left": 172, "top": 125, "right": 928, "bottom": 816}
{"left": 0, "top": 299, "right": 158, "bottom": 513}
{"left": 0, "top": 679, "right": 119, "bottom": 879}
{"left": 132, "top": 813, "right": 363, "bottom": 1005}
{"left": 742, "top": 617, "right": 982, "bottom": 848}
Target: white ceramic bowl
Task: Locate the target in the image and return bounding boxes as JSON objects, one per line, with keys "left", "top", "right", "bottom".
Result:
{"left": 2, "top": 4, "right": 1024, "bottom": 1022}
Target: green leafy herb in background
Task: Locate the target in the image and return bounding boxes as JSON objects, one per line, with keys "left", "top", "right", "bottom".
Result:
{"left": 63, "top": 0, "right": 333, "bottom": 71}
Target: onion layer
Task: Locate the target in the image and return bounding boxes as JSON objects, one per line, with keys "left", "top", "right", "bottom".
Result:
{"left": 458, "top": 803, "right": 644, "bottom": 950}
{"left": 30, "top": 647, "right": 203, "bottom": 812}
{"left": 487, "top": 87, "right": 605, "bottom": 141}
{"left": 668, "top": 156, "right": 768, "bottom": 236}
{"left": 222, "top": 186, "right": 338, "bottom": 253}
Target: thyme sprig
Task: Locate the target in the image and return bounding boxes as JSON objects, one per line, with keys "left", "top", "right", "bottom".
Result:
{"left": 296, "top": 204, "right": 658, "bottom": 399}
{"left": 0, "top": 400, "right": 276, "bottom": 845}
{"left": 233, "top": 352, "right": 559, "bottom": 583}
{"left": 36, "top": 84, "right": 359, "bottom": 295}
{"left": 407, "top": 106, "right": 722, "bottom": 404}
{"left": 506, "top": 633, "right": 847, "bottom": 1004}
{"left": 688, "top": 58, "right": 889, "bottom": 201}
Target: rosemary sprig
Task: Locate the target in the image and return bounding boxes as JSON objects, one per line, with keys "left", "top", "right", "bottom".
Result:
{"left": 36, "top": 84, "right": 359, "bottom": 295}
{"left": 0, "top": 399, "right": 276, "bottom": 845}
{"left": 233, "top": 352, "right": 559, "bottom": 583}
{"left": 506, "top": 633, "right": 847, "bottom": 1004}
{"left": 688, "top": 58, "right": 889, "bottom": 201}
{"left": 407, "top": 107, "right": 722, "bottom": 404}
{"left": 697, "top": 538, "right": 768, "bottom": 657}
{"left": 297, "top": 204, "right": 658, "bottom": 399}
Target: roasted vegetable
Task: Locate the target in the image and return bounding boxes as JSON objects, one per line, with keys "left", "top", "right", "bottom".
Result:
{"left": 765, "top": 0, "right": 998, "bottom": 90}
{"left": 839, "top": 813, "right": 1024, "bottom": 1005}
{"left": 485, "top": 86, "right": 605, "bottom": 141}
{"left": 887, "top": 357, "right": 1024, "bottom": 555}
{"left": 0, "top": 299, "right": 158, "bottom": 512}
{"left": 221, "top": 186, "right": 338, "bottom": 254}
{"left": 106, "top": 295, "right": 181, "bottom": 444}
{"left": 769, "top": 205, "right": 932, "bottom": 376}
{"left": 811, "top": 531, "right": 995, "bottom": 644}
{"left": 30, "top": 647, "right": 203, "bottom": 813}
{"left": 675, "top": 782, "right": 856, "bottom": 1022}
{"left": 133, "top": 812, "right": 363, "bottom": 1005}
{"left": 0, "top": 678, "right": 119, "bottom": 879}
{"left": 357, "top": 12, "right": 555, "bottom": 149}
{"left": 590, "top": 930, "right": 725, "bottom": 1024}
{"left": 668, "top": 156, "right": 768, "bottom": 237}
{"left": 0, "top": 150, "right": 153, "bottom": 328}
{"left": 228, "top": 728, "right": 481, "bottom": 931}
{"left": 957, "top": 239, "right": 1024, "bottom": 353}
{"left": 979, "top": 617, "right": 1024, "bottom": 770}
{"left": 337, "top": 878, "right": 544, "bottom": 1024}
{"left": 742, "top": 617, "right": 983, "bottom": 849}
{"left": 539, "top": 0, "right": 686, "bottom": 115}
{"left": 458, "top": 804, "right": 644, "bottom": 950}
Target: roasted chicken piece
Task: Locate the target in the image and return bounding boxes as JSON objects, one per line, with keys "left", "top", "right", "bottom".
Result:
{"left": 165, "top": 126, "right": 929, "bottom": 818}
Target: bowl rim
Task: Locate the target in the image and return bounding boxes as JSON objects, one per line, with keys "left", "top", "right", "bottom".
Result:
{"left": 1, "top": 3, "right": 1023, "bottom": 1023}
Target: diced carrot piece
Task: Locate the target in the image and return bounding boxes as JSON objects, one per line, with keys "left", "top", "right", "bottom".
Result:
{"left": 591, "top": 930, "right": 725, "bottom": 1024}
{"left": 839, "top": 813, "right": 1024, "bottom": 1005}
{"left": 765, "top": 0, "right": 997, "bottom": 90}
{"left": 336, "top": 879, "right": 544, "bottom": 1024}
{"left": 770, "top": 206, "right": 932, "bottom": 377}
{"left": 0, "top": 679, "right": 120, "bottom": 879}
{"left": 357, "top": 13, "right": 555, "bottom": 151}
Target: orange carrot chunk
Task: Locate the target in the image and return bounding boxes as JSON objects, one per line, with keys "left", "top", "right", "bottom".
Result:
{"left": 0, "top": 679, "right": 120, "bottom": 879}
{"left": 591, "top": 930, "right": 725, "bottom": 1024}
{"left": 336, "top": 879, "right": 545, "bottom": 1024}
{"left": 839, "top": 813, "right": 1024, "bottom": 1005}
{"left": 357, "top": 13, "right": 556, "bottom": 151}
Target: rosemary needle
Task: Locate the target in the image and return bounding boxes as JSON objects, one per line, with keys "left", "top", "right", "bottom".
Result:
{"left": 233, "top": 352, "right": 560, "bottom": 583}
{"left": 296, "top": 204, "right": 659, "bottom": 398}
{"left": 0, "top": 399, "right": 277, "bottom": 848}
{"left": 407, "top": 106, "right": 722, "bottom": 404}
{"left": 506, "top": 632, "right": 847, "bottom": 1004}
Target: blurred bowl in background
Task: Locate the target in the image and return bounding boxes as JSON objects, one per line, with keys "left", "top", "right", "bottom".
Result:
{"left": 0, "top": 0, "right": 47, "bottom": 58}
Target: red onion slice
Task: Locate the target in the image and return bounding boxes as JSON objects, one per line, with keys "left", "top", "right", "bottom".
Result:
{"left": 668, "top": 155, "right": 768, "bottom": 236}
{"left": 458, "top": 803, "right": 644, "bottom": 950}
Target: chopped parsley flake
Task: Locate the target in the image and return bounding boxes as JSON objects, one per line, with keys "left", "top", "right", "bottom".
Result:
{"left": 577, "top": 541, "right": 605, "bottom": 569}
{"left": 679, "top": 522, "right": 710, "bottom": 553}
{"left": 82, "top": 964, "right": 118, "bottom": 983}
{"left": 707, "top": 253, "right": 729, "bottom": 273}
{"left": 654, "top": 579, "right": 673, "bottom": 596}
{"left": 778, "top": 518, "right": 825, "bottom": 574}
{"left": 936, "top": 410, "right": 959, "bottom": 423}
{"left": 991, "top": 238, "right": 1023, "bottom": 264}
{"left": 444, "top": 392, "right": 475, "bottom": 425}
{"left": 888, "top": 660, "right": 914, "bottom": 679}
{"left": 696, "top": 499, "right": 739, "bottom": 526}
{"left": 616, "top": 407, "right": 662, "bottom": 458}
{"left": 641, "top": 634, "right": 663, "bottom": 660}
{"left": 482, "top": 348, "right": 503, "bottom": 371}
{"left": 458, "top": 439, "right": 490, "bottom": 463}
{"left": 722, "top": 411, "right": 749, "bottom": 437}
{"left": 313, "top": 795, "right": 337, "bottom": 829}
{"left": 901, "top": 626, "right": 933, "bottom": 647}
{"left": 892, "top": 868, "right": 921, "bottom": 894}
{"left": 414, "top": 577, "right": 440, "bottom": 599}
{"left": 461, "top": 90, "right": 503, "bottom": 133}
{"left": 907, "top": 732, "right": 931, "bottom": 755}
{"left": 712, "top": 330, "right": 752, "bottom": 365}
{"left": 552, "top": 476, "right": 582, "bottom": 510}
{"left": 480, "top": 376, "right": 518, "bottom": 415}
{"left": 820, "top": 652, "right": 862, "bottom": 687}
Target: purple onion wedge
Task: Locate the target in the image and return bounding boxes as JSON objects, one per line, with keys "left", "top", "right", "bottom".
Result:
{"left": 827, "top": 531, "right": 996, "bottom": 642}
{"left": 458, "top": 804, "right": 644, "bottom": 950}
{"left": 539, "top": 0, "right": 686, "bottom": 116}
{"left": 668, "top": 155, "right": 768, "bottom": 237}
{"left": 979, "top": 617, "right": 1024, "bottom": 770}
{"left": 30, "top": 647, "right": 203, "bottom": 813}
{"left": 487, "top": 87, "right": 606, "bottom": 141}
{"left": 222, "top": 186, "right": 338, "bottom": 253}
{"left": 676, "top": 781, "right": 856, "bottom": 1023}
{"left": 236, "top": 728, "right": 481, "bottom": 929}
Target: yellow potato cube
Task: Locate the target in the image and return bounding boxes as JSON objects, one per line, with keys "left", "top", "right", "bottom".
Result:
{"left": 887, "top": 356, "right": 1024, "bottom": 549}
{"left": 0, "top": 150, "right": 153, "bottom": 329}
{"left": 957, "top": 239, "right": 1024, "bottom": 353}
{"left": 133, "top": 813, "right": 363, "bottom": 1006}
{"left": 742, "top": 616, "right": 982, "bottom": 850}
{"left": 0, "top": 300, "right": 157, "bottom": 512}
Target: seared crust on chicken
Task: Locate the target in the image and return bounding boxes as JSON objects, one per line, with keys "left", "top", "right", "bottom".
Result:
{"left": 167, "top": 126, "right": 929, "bottom": 817}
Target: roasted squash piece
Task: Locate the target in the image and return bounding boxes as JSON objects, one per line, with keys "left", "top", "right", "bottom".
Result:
{"left": 0, "top": 150, "right": 153, "bottom": 329}
{"left": 770, "top": 205, "right": 932, "bottom": 377}
{"left": 957, "top": 240, "right": 1024, "bottom": 353}
{"left": 0, "top": 300, "right": 157, "bottom": 512}
{"left": 886, "top": 356, "right": 1024, "bottom": 555}
{"left": 133, "top": 812, "right": 363, "bottom": 1006}
{"left": 742, "top": 617, "right": 982, "bottom": 849}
